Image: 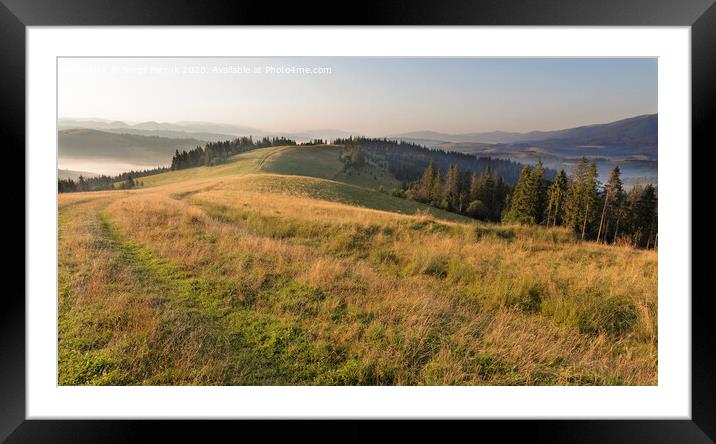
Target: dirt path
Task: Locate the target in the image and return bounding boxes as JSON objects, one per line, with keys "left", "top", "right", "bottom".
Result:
{"left": 255, "top": 145, "right": 291, "bottom": 170}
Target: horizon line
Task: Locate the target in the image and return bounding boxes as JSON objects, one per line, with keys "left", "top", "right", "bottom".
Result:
{"left": 57, "top": 112, "right": 658, "bottom": 137}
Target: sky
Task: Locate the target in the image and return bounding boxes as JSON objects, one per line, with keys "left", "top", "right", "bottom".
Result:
{"left": 58, "top": 57, "right": 657, "bottom": 135}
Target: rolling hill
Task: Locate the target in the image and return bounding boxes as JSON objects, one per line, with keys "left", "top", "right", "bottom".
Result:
{"left": 58, "top": 144, "right": 657, "bottom": 386}
{"left": 259, "top": 145, "right": 401, "bottom": 190}
{"left": 137, "top": 145, "right": 462, "bottom": 220}
{"left": 58, "top": 128, "right": 204, "bottom": 165}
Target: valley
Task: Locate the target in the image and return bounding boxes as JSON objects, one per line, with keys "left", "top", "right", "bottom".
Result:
{"left": 394, "top": 114, "right": 658, "bottom": 185}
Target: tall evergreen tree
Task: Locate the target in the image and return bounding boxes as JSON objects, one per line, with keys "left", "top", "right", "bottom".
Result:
{"left": 597, "top": 166, "right": 626, "bottom": 243}
{"left": 459, "top": 169, "right": 471, "bottom": 213}
{"left": 530, "top": 160, "right": 547, "bottom": 224}
{"left": 469, "top": 173, "right": 480, "bottom": 203}
{"left": 504, "top": 165, "right": 535, "bottom": 224}
{"left": 478, "top": 166, "right": 495, "bottom": 211}
{"left": 544, "top": 169, "right": 568, "bottom": 227}
{"left": 504, "top": 161, "right": 545, "bottom": 225}
{"left": 564, "top": 158, "right": 586, "bottom": 231}
{"left": 443, "top": 164, "right": 462, "bottom": 211}
{"left": 417, "top": 161, "right": 436, "bottom": 203}
{"left": 564, "top": 157, "right": 599, "bottom": 239}
{"left": 633, "top": 184, "right": 658, "bottom": 248}
{"left": 581, "top": 160, "right": 599, "bottom": 239}
{"left": 624, "top": 184, "right": 644, "bottom": 245}
{"left": 431, "top": 169, "right": 442, "bottom": 206}
{"left": 493, "top": 176, "right": 510, "bottom": 222}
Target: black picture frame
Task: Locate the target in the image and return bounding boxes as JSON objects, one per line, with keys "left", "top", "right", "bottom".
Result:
{"left": 3, "top": 0, "right": 713, "bottom": 441}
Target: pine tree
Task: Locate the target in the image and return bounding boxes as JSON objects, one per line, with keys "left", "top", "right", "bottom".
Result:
{"left": 469, "top": 174, "right": 480, "bottom": 203}
{"left": 503, "top": 162, "right": 545, "bottom": 225}
{"left": 478, "top": 166, "right": 495, "bottom": 214}
{"left": 564, "top": 159, "right": 585, "bottom": 231}
{"left": 431, "top": 169, "right": 442, "bottom": 206}
{"left": 634, "top": 184, "right": 657, "bottom": 248}
{"left": 624, "top": 184, "right": 644, "bottom": 245}
{"left": 581, "top": 160, "right": 599, "bottom": 239}
{"left": 493, "top": 176, "right": 510, "bottom": 222}
{"left": 443, "top": 165, "right": 462, "bottom": 211}
{"left": 171, "top": 149, "right": 180, "bottom": 170}
{"left": 597, "top": 166, "right": 625, "bottom": 243}
{"left": 459, "top": 169, "right": 471, "bottom": 213}
{"left": 564, "top": 157, "right": 599, "bottom": 239}
{"left": 417, "top": 161, "right": 436, "bottom": 203}
{"left": 530, "top": 160, "right": 547, "bottom": 224}
{"left": 544, "top": 169, "right": 568, "bottom": 227}
{"left": 504, "top": 165, "right": 535, "bottom": 224}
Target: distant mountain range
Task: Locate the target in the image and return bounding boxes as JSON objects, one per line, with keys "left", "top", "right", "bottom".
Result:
{"left": 59, "top": 128, "right": 205, "bottom": 164}
{"left": 390, "top": 114, "right": 657, "bottom": 147}
{"left": 58, "top": 118, "right": 353, "bottom": 143}
{"left": 390, "top": 114, "right": 658, "bottom": 184}
{"left": 59, "top": 118, "right": 261, "bottom": 137}
{"left": 60, "top": 114, "right": 656, "bottom": 151}
{"left": 58, "top": 168, "right": 100, "bottom": 181}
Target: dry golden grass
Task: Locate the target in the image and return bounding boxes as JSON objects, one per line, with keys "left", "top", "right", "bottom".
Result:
{"left": 58, "top": 163, "right": 657, "bottom": 386}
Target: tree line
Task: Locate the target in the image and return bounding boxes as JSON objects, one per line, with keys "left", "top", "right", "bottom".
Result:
{"left": 404, "top": 157, "right": 657, "bottom": 249}
{"left": 58, "top": 167, "right": 168, "bottom": 193}
{"left": 300, "top": 139, "right": 328, "bottom": 146}
{"left": 170, "top": 136, "right": 297, "bottom": 170}
{"left": 403, "top": 162, "right": 510, "bottom": 222}
{"left": 505, "top": 157, "right": 657, "bottom": 248}
{"left": 333, "top": 137, "right": 533, "bottom": 186}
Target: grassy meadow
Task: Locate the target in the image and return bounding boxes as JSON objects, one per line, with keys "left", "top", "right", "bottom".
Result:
{"left": 58, "top": 145, "right": 657, "bottom": 385}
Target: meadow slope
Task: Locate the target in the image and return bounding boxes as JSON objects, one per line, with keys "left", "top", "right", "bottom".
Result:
{"left": 58, "top": 146, "right": 657, "bottom": 385}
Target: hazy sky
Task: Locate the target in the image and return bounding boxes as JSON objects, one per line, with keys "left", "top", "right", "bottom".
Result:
{"left": 58, "top": 57, "right": 657, "bottom": 134}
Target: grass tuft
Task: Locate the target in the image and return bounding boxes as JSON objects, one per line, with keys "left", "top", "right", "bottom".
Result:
{"left": 578, "top": 296, "right": 639, "bottom": 337}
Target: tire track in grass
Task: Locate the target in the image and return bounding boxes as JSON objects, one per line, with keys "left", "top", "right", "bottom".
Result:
{"left": 58, "top": 198, "right": 160, "bottom": 385}
{"left": 95, "top": 207, "right": 349, "bottom": 385}
{"left": 60, "top": 200, "right": 225, "bottom": 385}
{"left": 255, "top": 145, "right": 291, "bottom": 170}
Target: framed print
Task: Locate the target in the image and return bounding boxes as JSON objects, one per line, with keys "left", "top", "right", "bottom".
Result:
{"left": 3, "top": 0, "right": 714, "bottom": 441}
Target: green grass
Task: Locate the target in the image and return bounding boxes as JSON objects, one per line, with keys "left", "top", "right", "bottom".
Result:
{"left": 140, "top": 144, "right": 400, "bottom": 191}
{"left": 58, "top": 206, "right": 357, "bottom": 385}
{"left": 138, "top": 146, "right": 285, "bottom": 188}
{"left": 262, "top": 145, "right": 401, "bottom": 189}
{"left": 260, "top": 145, "right": 344, "bottom": 180}
{"left": 132, "top": 144, "right": 466, "bottom": 222}
{"left": 207, "top": 173, "right": 469, "bottom": 222}
{"left": 137, "top": 145, "right": 385, "bottom": 189}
